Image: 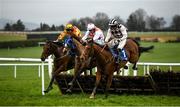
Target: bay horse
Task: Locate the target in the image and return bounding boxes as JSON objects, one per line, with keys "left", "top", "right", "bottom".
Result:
{"left": 63, "top": 37, "right": 96, "bottom": 93}
{"left": 41, "top": 41, "right": 75, "bottom": 93}
{"left": 80, "top": 38, "right": 154, "bottom": 98}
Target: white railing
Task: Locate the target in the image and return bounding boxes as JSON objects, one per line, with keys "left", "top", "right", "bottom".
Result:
{"left": 0, "top": 56, "right": 53, "bottom": 95}
{"left": 1, "top": 57, "right": 180, "bottom": 95}
{"left": 121, "top": 62, "right": 180, "bottom": 76}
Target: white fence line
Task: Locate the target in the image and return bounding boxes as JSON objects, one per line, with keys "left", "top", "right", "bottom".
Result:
{"left": 0, "top": 57, "right": 53, "bottom": 96}
{"left": 1, "top": 57, "right": 180, "bottom": 95}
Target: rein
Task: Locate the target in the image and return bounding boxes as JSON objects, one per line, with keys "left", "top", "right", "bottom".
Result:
{"left": 92, "top": 44, "right": 114, "bottom": 65}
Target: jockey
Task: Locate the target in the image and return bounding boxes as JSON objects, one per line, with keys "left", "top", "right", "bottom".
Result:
{"left": 55, "top": 23, "right": 82, "bottom": 43}
{"left": 105, "top": 18, "right": 128, "bottom": 63}
{"left": 82, "top": 23, "right": 105, "bottom": 46}
{"left": 55, "top": 24, "right": 81, "bottom": 56}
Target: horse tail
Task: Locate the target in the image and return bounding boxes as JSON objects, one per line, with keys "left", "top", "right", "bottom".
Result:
{"left": 130, "top": 38, "right": 154, "bottom": 56}
{"left": 139, "top": 45, "right": 154, "bottom": 53}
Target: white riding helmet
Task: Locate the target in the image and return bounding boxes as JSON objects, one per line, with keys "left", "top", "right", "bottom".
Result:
{"left": 87, "top": 23, "right": 95, "bottom": 31}
{"left": 109, "top": 19, "right": 118, "bottom": 26}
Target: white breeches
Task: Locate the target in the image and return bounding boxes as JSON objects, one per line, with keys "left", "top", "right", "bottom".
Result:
{"left": 107, "top": 38, "right": 127, "bottom": 49}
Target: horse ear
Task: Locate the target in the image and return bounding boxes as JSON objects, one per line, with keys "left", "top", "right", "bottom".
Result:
{"left": 52, "top": 41, "right": 63, "bottom": 46}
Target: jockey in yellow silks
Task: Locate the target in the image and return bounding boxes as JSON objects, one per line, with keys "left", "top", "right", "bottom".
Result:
{"left": 56, "top": 24, "right": 82, "bottom": 42}
{"left": 55, "top": 24, "right": 82, "bottom": 56}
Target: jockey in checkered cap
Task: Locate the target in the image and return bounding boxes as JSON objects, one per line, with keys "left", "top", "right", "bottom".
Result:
{"left": 105, "top": 18, "right": 128, "bottom": 63}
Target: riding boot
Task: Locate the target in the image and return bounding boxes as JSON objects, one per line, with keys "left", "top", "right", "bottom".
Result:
{"left": 109, "top": 48, "right": 118, "bottom": 63}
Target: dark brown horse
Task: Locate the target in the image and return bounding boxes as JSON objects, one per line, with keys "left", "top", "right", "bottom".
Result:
{"left": 41, "top": 41, "right": 75, "bottom": 93}
{"left": 80, "top": 38, "right": 154, "bottom": 98}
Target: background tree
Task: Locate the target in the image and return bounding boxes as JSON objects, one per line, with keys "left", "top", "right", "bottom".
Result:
{"left": 146, "top": 15, "right": 166, "bottom": 30}
{"left": 11, "top": 19, "right": 25, "bottom": 31}
{"left": 50, "top": 24, "right": 56, "bottom": 31}
{"left": 113, "top": 16, "right": 125, "bottom": 25}
{"left": 4, "top": 23, "right": 12, "bottom": 31}
{"left": 40, "top": 23, "right": 50, "bottom": 31}
{"left": 126, "top": 13, "right": 138, "bottom": 31}
{"left": 78, "top": 17, "right": 94, "bottom": 31}
{"left": 171, "top": 15, "right": 180, "bottom": 31}
{"left": 127, "top": 8, "right": 147, "bottom": 31}
{"left": 93, "top": 12, "right": 109, "bottom": 31}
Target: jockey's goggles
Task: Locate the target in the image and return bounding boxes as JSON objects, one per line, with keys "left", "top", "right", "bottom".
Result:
{"left": 110, "top": 25, "right": 117, "bottom": 29}
{"left": 66, "top": 29, "right": 73, "bottom": 32}
{"left": 89, "top": 29, "right": 95, "bottom": 32}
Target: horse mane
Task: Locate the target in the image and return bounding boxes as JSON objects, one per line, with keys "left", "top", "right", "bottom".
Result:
{"left": 72, "top": 38, "right": 85, "bottom": 55}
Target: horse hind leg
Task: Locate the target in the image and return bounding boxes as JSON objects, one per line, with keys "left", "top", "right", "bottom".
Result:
{"left": 132, "top": 63, "right": 138, "bottom": 76}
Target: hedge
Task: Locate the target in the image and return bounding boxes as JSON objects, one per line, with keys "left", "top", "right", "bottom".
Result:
{"left": 0, "top": 39, "right": 45, "bottom": 48}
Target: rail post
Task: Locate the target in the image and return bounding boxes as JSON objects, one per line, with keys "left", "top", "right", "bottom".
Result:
{"left": 41, "top": 62, "right": 45, "bottom": 95}
{"left": 14, "top": 65, "right": 17, "bottom": 78}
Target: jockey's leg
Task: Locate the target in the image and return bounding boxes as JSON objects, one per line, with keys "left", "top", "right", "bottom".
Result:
{"left": 117, "top": 39, "right": 127, "bottom": 61}
{"left": 107, "top": 39, "right": 118, "bottom": 63}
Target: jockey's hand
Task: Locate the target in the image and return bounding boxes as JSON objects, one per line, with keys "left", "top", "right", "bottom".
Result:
{"left": 104, "top": 42, "right": 108, "bottom": 46}
{"left": 53, "top": 40, "right": 58, "bottom": 42}
{"left": 80, "top": 40, "right": 86, "bottom": 46}
{"left": 117, "top": 39, "right": 121, "bottom": 43}
{"left": 63, "top": 47, "right": 67, "bottom": 53}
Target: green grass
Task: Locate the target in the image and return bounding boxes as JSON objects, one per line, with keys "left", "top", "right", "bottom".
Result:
{"left": 0, "top": 67, "right": 180, "bottom": 106}
{"left": 0, "top": 47, "right": 42, "bottom": 58}
{"left": 0, "top": 41, "right": 180, "bottom": 106}
{"left": 0, "top": 33, "right": 26, "bottom": 42}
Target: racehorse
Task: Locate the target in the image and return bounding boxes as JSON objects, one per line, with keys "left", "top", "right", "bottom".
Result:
{"left": 80, "top": 38, "right": 154, "bottom": 98}
{"left": 63, "top": 37, "right": 96, "bottom": 93}
{"left": 41, "top": 41, "right": 75, "bottom": 93}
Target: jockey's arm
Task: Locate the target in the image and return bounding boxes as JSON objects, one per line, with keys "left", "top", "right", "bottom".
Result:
{"left": 82, "top": 31, "right": 90, "bottom": 42}
{"left": 105, "top": 29, "right": 111, "bottom": 43}
{"left": 93, "top": 31, "right": 103, "bottom": 41}
{"left": 120, "top": 25, "right": 128, "bottom": 41}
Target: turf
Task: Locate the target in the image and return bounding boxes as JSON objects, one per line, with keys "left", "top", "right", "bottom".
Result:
{"left": 0, "top": 36, "right": 180, "bottom": 105}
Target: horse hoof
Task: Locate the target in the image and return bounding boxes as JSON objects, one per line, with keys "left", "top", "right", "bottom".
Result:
{"left": 66, "top": 89, "right": 72, "bottom": 93}
{"left": 44, "top": 90, "right": 48, "bottom": 93}
{"left": 68, "top": 82, "right": 73, "bottom": 86}
{"left": 89, "top": 95, "right": 95, "bottom": 99}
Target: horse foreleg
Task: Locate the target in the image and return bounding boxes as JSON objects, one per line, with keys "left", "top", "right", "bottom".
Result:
{"left": 90, "top": 70, "right": 101, "bottom": 99}
{"left": 66, "top": 66, "right": 84, "bottom": 93}
{"left": 44, "top": 76, "right": 54, "bottom": 93}
{"left": 44, "top": 66, "right": 63, "bottom": 93}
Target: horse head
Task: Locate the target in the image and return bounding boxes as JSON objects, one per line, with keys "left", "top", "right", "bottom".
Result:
{"left": 80, "top": 38, "right": 94, "bottom": 62}
{"left": 40, "top": 41, "right": 63, "bottom": 61}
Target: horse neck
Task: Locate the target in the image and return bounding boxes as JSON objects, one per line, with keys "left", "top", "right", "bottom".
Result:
{"left": 52, "top": 44, "right": 63, "bottom": 58}
{"left": 93, "top": 44, "right": 112, "bottom": 65}
{"left": 73, "top": 38, "right": 84, "bottom": 56}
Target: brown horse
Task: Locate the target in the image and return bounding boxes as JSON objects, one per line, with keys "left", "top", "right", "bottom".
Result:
{"left": 80, "top": 38, "right": 154, "bottom": 98}
{"left": 63, "top": 37, "right": 96, "bottom": 93}
{"left": 41, "top": 41, "right": 75, "bottom": 93}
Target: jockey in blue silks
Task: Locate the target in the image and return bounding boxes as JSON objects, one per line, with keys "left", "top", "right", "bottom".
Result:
{"left": 64, "top": 36, "right": 76, "bottom": 56}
